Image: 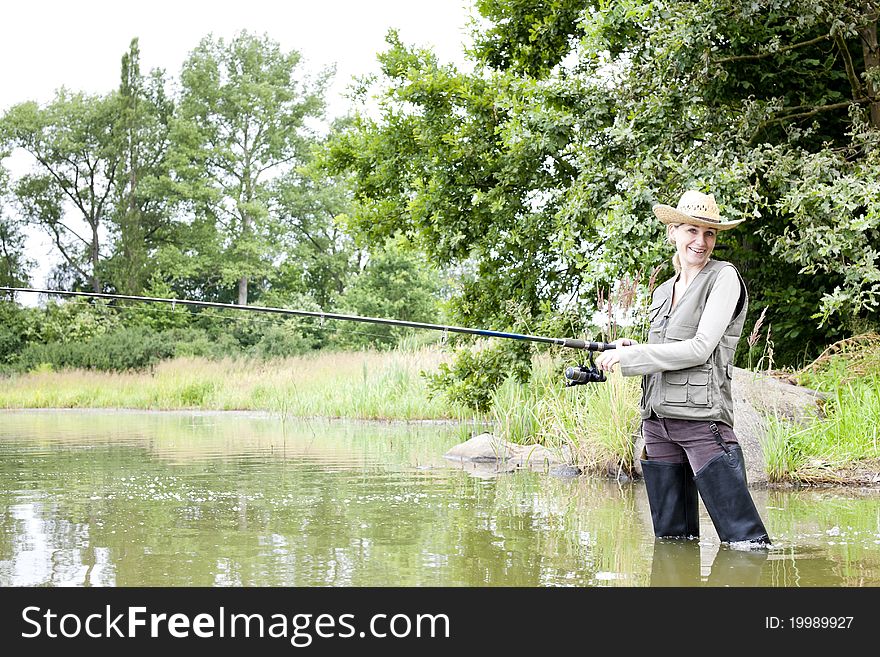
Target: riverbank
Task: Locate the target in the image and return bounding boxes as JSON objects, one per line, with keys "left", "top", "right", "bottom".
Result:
{"left": 1, "top": 346, "right": 878, "bottom": 487}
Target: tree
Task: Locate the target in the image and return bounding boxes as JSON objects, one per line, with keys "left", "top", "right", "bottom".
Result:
{"left": 175, "top": 31, "right": 328, "bottom": 305}
{"left": 0, "top": 163, "right": 33, "bottom": 287}
{"left": 325, "top": 1, "right": 880, "bottom": 366}
{"left": 105, "top": 38, "right": 176, "bottom": 295}
{"left": 324, "top": 31, "right": 577, "bottom": 331}
{"left": 332, "top": 239, "right": 442, "bottom": 349}
{"left": 1, "top": 91, "right": 121, "bottom": 292}
{"left": 269, "top": 159, "right": 359, "bottom": 310}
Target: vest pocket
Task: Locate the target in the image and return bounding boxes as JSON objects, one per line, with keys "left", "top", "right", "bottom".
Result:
{"left": 688, "top": 368, "right": 710, "bottom": 405}
{"left": 662, "top": 367, "right": 711, "bottom": 406}
{"left": 663, "top": 371, "right": 688, "bottom": 403}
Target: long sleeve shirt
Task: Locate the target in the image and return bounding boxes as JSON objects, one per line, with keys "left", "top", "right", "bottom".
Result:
{"left": 619, "top": 265, "right": 740, "bottom": 376}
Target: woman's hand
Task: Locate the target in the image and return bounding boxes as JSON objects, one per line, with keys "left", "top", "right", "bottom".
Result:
{"left": 595, "top": 338, "right": 637, "bottom": 373}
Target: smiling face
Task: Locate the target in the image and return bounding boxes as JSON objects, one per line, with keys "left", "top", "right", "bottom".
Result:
{"left": 669, "top": 222, "right": 717, "bottom": 269}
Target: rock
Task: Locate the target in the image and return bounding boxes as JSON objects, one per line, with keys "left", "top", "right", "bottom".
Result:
{"left": 443, "top": 432, "right": 568, "bottom": 470}
{"left": 443, "top": 432, "right": 514, "bottom": 463}
{"left": 549, "top": 464, "right": 582, "bottom": 478}
{"left": 632, "top": 366, "right": 826, "bottom": 486}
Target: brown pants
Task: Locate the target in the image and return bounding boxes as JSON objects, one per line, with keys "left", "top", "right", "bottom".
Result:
{"left": 641, "top": 415, "right": 739, "bottom": 474}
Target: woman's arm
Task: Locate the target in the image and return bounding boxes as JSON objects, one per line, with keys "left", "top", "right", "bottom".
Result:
{"left": 612, "top": 266, "right": 741, "bottom": 376}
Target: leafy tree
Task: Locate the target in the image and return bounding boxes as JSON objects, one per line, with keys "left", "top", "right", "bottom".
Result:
{"left": 324, "top": 31, "right": 577, "bottom": 333}
{"left": 104, "top": 38, "right": 176, "bottom": 295}
{"left": 175, "top": 31, "right": 329, "bottom": 305}
{"left": 0, "top": 163, "right": 33, "bottom": 287}
{"left": 325, "top": 1, "right": 880, "bottom": 366}
{"left": 332, "top": 239, "right": 442, "bottom": 349}
{"left": 472, "top": 0, "right": 587, "bottom": 76}
{"left": 1, "top": 91, "right": 122, "bottom": 292}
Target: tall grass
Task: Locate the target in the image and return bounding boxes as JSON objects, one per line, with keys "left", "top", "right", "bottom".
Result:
{"left": 761, "top": 376, "right": 880, "bottom": 483}
{"left": 488, "top": 354, "right": 642, "bottom": 475}
{"left": 759, "top": 416, "right": 811, "bottom": 483}
{"left": 0, "top": 347, "right": 469, "bottom": 421}
{"left": 4, "top": 337, "right": 877, "bottom": 483}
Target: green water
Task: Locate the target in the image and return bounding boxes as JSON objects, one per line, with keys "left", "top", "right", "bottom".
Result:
{"left": 1, "top": 410, "right": 878, "bottom": 586}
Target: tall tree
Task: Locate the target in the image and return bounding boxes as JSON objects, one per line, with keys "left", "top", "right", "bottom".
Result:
{"left": 1, "top": 91, "right": 121, "bottom": 292}
{"left": 0, "top": 163, "right": 33, "bottom": 287}
{"left": 176, "top": 31, "right": 327, "bottom": 305}
{"left": 106, "top": 38, "right": 176, "bottom": 295}
{"left": 325, "top": 1, "right": 880, "bottom": 365}
{"left": 325, "top": 31, "right": 574, "bottom": 329}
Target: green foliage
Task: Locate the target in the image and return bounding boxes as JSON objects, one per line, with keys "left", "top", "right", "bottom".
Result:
{"left": 112, "top": 276, "right": 195, "bottom": 331}
{"left": 1, "top": 90, "right": 123, "bottom": 291}
{"left": 0, "top": 301, "right": 38, "bottom": 363}
{"left": 175, "top": 30, "right": 329, "bottom": 305}
{"left": 0, "top": 164, "right": 33, "bottom": 287}
{"left": 473, "top": 0, "right": 587, "bottom": 76}
{"left": 104, "top": 38, "right": 177, "bottom": 295}
{"left": 269, "top": 160, "right": 359, "bottom": 310}
{"left": 761, "top": 376, "right": 880, "bottom": 483}
{"left": 324, "top": 1, "right": 880, "bottom": 367}
{"left": 424, "top": 340, "right": 532, "bottom": 412}
{"left": 332, "top": 241, "right": 442, "bottom": 349}
{"left": 15, "top": 326, "right": 175, "bottom": 372}
{"left": 253, "top": 322, "right": 320, "bottom": 359}
{"left": 37, "top": 299, "right": 122, "bottom": 344}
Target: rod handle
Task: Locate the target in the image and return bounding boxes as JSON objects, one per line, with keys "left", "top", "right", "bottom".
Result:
{"left": 560, "top": 339, "right": 616, "bottom": 351}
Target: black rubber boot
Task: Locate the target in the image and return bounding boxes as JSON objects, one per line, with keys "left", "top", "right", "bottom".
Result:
{"left": 694, "top": 446, "right": 770, "bottom": 544}
{"left": 641, "top": 457, "right": 700, "bottom": 538}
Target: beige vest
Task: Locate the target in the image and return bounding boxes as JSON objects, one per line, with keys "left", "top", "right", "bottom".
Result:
{"left": 640, "top": 259, "right": 748, "bottom": 427}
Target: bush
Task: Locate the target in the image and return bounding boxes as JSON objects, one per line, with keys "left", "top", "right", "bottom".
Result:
{"left": 0, "top": 302, "right": 38, "bottom": 364}
{"left": 424, "top": 339, "right": 532, "bottom": 412}
{"left": 15, "top": 326, "right": 175, "bottom": 372}
{"left": 253, "top": 321, "right": 320, "bottom": 358}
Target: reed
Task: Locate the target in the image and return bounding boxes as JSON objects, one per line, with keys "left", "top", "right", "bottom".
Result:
{"left": 758, "top": 415, "right": 811, "bottom": 483}
{"left": 760, "top": 376, "right": 880, "bottom": 483}
{"left": 0, "top": 347, "right": 461, "bottom": 420}
{"left": 519, "top": 356, "right": 642, "bottom": 475}
{"left": 489, "top": 376, "right": 540, "bottom": 445}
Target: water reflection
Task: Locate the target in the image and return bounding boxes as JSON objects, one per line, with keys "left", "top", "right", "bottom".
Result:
{"left": 1, "top": 410, "right": 879, "bottom": 587}
{"left": 649, "top": 541, "right": 768, "bottom": 586}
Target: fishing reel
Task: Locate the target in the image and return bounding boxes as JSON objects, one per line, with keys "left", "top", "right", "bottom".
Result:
{"left": 564, "top": 350, "right": 606, "bottom": 386}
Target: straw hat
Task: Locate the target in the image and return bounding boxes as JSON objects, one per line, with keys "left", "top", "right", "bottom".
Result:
{"left": 652, "top": 190, "right": 744, "bottom": 230}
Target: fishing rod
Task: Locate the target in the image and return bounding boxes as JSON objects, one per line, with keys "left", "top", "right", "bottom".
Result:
{"left": 0, "top": 287, "right": 614, "bottom": 385}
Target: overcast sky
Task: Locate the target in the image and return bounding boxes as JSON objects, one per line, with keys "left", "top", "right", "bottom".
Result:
{"left": 1, "top": 0, "right": 475, "bottom": 289}
{"left": 0, "top": 0, "right": 475, "bottom": 116}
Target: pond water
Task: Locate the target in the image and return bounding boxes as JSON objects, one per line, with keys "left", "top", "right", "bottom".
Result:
{"left": 1, "top": 410, "right": 878, "bottom": 587}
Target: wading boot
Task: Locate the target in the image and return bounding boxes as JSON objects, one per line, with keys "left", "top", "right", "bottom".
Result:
{"left": 694, "top": 446, "right": 770, "bottom": 544}
{"left": 641, "top": 457, "right": 700, "bottom": 538}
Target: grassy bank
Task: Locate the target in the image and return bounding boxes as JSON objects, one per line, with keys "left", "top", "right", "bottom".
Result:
{"left": 1, "top": 340, "right": 878, "bottom": 484}
{"left": 0, "top": 345, "right": 642, "bottom": 475}
{"left": 761, "top": 334, "right": 880, "bottom": 484}
{"left": 0, "top": 347, "right": 463, "bottom": 421}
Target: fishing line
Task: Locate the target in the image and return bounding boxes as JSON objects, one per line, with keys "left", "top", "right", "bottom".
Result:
{"left": 1, "top": 286, "right": 616, "bottom": 384}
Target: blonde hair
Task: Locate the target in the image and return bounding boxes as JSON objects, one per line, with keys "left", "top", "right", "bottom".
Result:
{"left": 666, "top": 223, "right": 681, "bottom": 273}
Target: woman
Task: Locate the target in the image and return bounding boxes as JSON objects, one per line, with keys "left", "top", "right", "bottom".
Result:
{"left": 597, "top": 190, "right": 770, "bottom": 544}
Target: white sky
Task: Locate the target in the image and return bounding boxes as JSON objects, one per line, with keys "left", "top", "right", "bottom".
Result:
{"left": 0, "top": 0, "right": 476, "bottom": 289}
{"left": 0, "top": 0, "right": 475, "bottom": 116}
